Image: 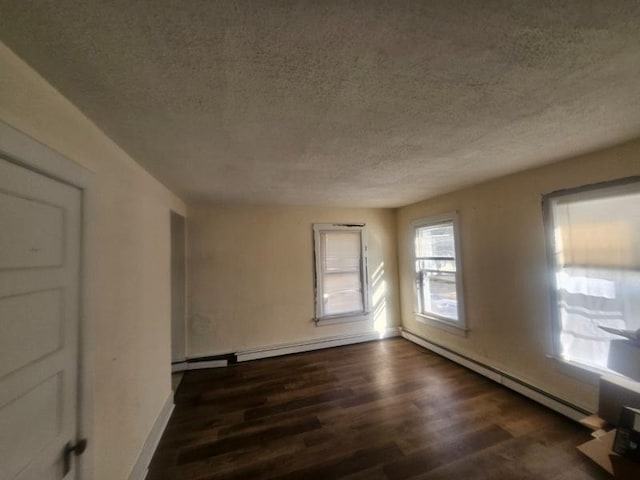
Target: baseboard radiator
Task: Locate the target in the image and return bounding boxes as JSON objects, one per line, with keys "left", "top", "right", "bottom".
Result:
{"left": 172, "top": 327, "right": 402, "bottom": 372}
{"left": 401, "top": 328, "right": 590, "bottom": 422}
{"left": 173, "top": 326, "right": 587, "bottom": 422}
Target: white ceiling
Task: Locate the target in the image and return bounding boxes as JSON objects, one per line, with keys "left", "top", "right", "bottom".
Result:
{"left": 1, "top": 1, "right": 640, "bottom": 207}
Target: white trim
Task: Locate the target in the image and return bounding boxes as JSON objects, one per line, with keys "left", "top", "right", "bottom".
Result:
{"left": 128, "top": 392, "right": 174, "bottom": 480}
{"left": 315, "top": 312, "right": 370, "bottom": 326}
{"left": 185, "top": 359, "right": 228, "bottom": 370}
{"left": 313, "top": 223, "right": 369, "bottom": 322}
{"left": 550, "top": 179, "right": 640, "bottom": 206}
{"left": 410, "top": 212, "right": 467, "bottom": 331}
{"left": 544, "top": 179, "right": 640, "bottom": 374}
{"left": 401, "top": 329, "right": 588, "bottom": 422}
{"left": 0, "top": 121, "right": 94, "bottom": 186}
{"left": 0, "top": 120, "right": 96, "bottom": 480}
{"left": 171, "top": 361, "right": 188, "bottom": 373}
{"left": 172, "top": 359, "right": 229, "bottom": 372}
{"left": 237, "top": 327, "right": 401, "bottom": 362}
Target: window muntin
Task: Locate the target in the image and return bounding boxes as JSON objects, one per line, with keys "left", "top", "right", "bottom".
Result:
{"left": 413, "top": 214, "right": 465, "bottom": 327}
{"left": 314, "top": 224, "right": 368, "bottom": 321}
{"left": 545, "top": 180, "right": 640, "bottom": 372}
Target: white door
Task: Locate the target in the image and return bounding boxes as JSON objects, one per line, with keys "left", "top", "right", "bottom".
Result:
{"left": 0, "top": 157, "right": 82, "bottom": 480}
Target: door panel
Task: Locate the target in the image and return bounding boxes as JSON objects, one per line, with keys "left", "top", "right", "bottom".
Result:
{"left": 0, "top": 374, "right": 62, "bottom": 479}
{"left": 0, "top": 288, "right": 63, "bottom": 378}
{"left": 0, "top": 190, "right": 65, "bottom": 269}
{"left": 0, "top": 158, "right": 81, "bottom": 480}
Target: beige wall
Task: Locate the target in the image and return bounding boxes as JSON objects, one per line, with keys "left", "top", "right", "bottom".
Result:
{"left": 0, "top": 43, "right": 186, "bottom": 480}
{"left": 397, "top": 139, "right": 640, "bottom": 412}
{"left": 187, "top": 204, "right": 400, "bottom": 356}
{"left": 3, "top": 28, "right": 639, "bottom": 477}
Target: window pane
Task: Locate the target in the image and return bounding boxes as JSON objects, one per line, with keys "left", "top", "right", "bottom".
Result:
{"left": 418, "top": 271, "right": 458, "bottom": 320}
{"left": 324, "top": 289, "right": 364, "bottom": 316}
{"left": 322, "top": 231, "right": 361, "bottom": 272}
{"left": 416, "top": 258, "right": 456, "bottom": 273}
{"left": 315, "top": 226, "right": 366, "bottom": 318}
{"left": 323, "top": 270, "right": 363, "bottom": 315}
{"left": 323, "top": 272, "right": 362, "bottom": 296}
{"left": 550, "top": 187, "right": 640, "bottom": 371}
{"left": 416, "top": 223, "right": 455, "bottom": 258}
{"left": 554, "top": 192, "right": 640, "bottom": 269}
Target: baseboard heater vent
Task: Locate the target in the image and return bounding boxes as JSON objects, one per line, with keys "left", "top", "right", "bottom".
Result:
{"left": 236, "top": 328, "right": 401, "bottom": 362}
{"left": 401, "top": 329, "right": 590, "bottom": 422}
{"left": 173, "top": 328, "right": 401, "bottom": 371}
{"left": 172, "top": 353, "right": 236, "bottom": 372}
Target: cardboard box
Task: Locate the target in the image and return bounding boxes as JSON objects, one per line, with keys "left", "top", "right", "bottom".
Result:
{"left": 577, "top": 429, "right": 616, "bottom": 475}
{"left": 577, "top": 429, "right": 640, "bottom": 479}
{"left": 608, "top": 340, "right": 640, "bottom": 382}
{"left": 598, "top": 375, "right": 640, "bottom": 426}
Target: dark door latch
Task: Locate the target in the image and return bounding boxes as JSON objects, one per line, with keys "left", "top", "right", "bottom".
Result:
{"left": 63, "top": 439, "right": 88, "bottom": 476}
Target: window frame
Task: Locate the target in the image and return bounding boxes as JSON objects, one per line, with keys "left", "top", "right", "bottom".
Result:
{"left": 313, "top": 223, "right": 369, "bottom": 325}
{"left": 411, "top": 212, "right": 467, "bottom": 333}
{"left": 542, "top": 176, "right": 640, "bottom": 374}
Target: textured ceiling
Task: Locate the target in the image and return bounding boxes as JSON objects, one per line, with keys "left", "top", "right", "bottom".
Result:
{"left": 1, "top": 1, "right": 640, "bottom": 207}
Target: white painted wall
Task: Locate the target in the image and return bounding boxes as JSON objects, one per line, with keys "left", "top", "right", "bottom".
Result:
{"left": 397, "top": 139, "right": 640, "bottom": 413}
{"left": 0, "top": 42, "right": 186, "bottom": 480}
{"left": 187, "top": 204, "right": 400, "bottom": 356}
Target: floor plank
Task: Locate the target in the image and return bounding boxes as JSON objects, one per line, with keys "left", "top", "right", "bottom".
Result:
{"left": 147, "top": 338, "right": 608, "bottom": 480}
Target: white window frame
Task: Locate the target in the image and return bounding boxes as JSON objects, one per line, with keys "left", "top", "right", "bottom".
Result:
{"left": 313, "top": 223, "right": 369, "bottom": 325}
{"left": 412, "top": 212, "right": 467, "bottom": 334}
{"left": 542, "top": 177, "right": 640, "bottom": 376}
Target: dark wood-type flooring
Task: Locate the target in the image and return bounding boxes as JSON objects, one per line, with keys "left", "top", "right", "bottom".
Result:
{"left": 147, "top": 338, "right": 608, "bottom": 480}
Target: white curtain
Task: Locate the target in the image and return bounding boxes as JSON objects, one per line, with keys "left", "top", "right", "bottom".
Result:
{"left": 551, "top": 186, "right": 640, "bottom": 370}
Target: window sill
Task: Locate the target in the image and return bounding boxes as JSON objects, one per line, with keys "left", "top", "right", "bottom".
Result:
{"left": 414, "top": 312, "right": 468, "bottom": 337}
{"left": 315, "top": 312, "right": 369, "bottom": 326}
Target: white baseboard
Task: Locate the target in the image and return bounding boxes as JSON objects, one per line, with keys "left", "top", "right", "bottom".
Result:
{"left": 171, "top": 361, "right": 187, "bottom": 373}
{"left": 401, "top": 329, "right": 587, "bottom": 422}
{"left": 236, "top": 327, "right": 401, "bottom": 362}
{"left": 172, "top": 359, "right": 228, "bottom": 372}
{"left": 186, "top": 359, "right": 228, "bottom": 370}
{"left": 128, "top": 392, "right": 174, "bottom": 480}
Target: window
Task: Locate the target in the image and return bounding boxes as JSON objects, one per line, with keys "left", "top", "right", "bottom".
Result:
{"left": 413, "top": 213, "right": 466, "bottom": 330}
{"left": 544, "top": 179, "right": 640, "bottom": 373}
{"left": 313, "top": 224, "right": 368, "bottom": 323}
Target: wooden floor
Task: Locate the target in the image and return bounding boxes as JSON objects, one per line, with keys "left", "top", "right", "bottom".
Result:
{"left": 147, "top": 338, "right": 607, "bottom": 480}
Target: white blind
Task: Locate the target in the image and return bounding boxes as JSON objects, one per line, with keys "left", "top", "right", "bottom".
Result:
{"left": 415, "top": 223, "right": 455, "bottom": 259}
{"left": 551, "top": 186, "right": 640, "bottom": 370}
{"left": 320, "top": 231, "right": 363, "bottom": 315}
